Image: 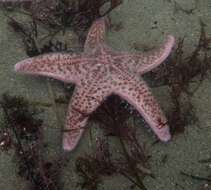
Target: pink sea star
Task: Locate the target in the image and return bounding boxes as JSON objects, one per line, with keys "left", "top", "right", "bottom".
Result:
{"left": 15, "top": 17, "right": 175, "bottom": 151}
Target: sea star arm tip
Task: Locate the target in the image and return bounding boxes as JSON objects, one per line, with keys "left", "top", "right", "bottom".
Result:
{"left": 112, "top": 74, "right": 171, "bottom": 142}
{"left": 84, "top": 17, "right": 108, "bottom": 52}
{"left": 116, "top": 35, "right": 175, "bottom": 75}
{"left": 62, "top": 79, "right": 111, "bottom": 151}
{"left": 138, "top": 34, "right": 175, "bottom": 73}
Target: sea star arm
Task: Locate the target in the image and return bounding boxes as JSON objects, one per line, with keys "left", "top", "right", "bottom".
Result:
{"left": 14, "top": 53, "right": 93, "bottom": 84}
{"left": 63, "top": 70, "right": 111, "bottom": 151}
{"left": 84, "top": 17, "right": 108, "bottom": 53}
{"left": 115, "top": 35, "right": 175, "bottom": 74}
{"left": 112, "top": 73, "right": 171, "bottom": 141}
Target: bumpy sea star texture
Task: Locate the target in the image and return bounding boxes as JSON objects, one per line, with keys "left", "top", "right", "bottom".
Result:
{"left": 15, "top": 17, "right": 175, "bottom": 151}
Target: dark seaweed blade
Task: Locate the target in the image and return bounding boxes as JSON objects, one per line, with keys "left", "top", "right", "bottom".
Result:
{"left": 148, "top": 20, "right": 211, "bottom": 136}
{"left": 76, "top": 95, "right": 150, "bottom": 190}
{"left": 6, "top": 0, "right": 122, "bottom": 56}
{"left": 0, "top": 93, "right": 63, "bottom": 190}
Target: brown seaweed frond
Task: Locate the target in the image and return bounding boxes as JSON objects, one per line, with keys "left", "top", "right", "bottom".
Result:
{"left": 76, "top": 96, "right": 151, "bottom": 190}
{"left": 28, "top": 0, "right": 122, "bottom": 27}
{"left": 149, "top": 20, "right": 211, "bottom": 135}
{"left": 152, "top": 21, "right": 211, "bottom": 93}
{"left": 75, "top": 138, "right": 115, "bottom": 190}
{"left": 7, "top": 17, "right": 69, "bottom": 56}
{"left": 0, "top": 0, "right": 31, "bottom": 10}
{"left": 4, "top": 0, "right": 122, "bottom": 57}
{"left": 0, "top": 93, "right": 62, "bottom": 190}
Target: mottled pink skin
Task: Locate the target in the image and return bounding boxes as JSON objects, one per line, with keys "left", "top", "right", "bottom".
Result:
{"left": 15, "top": 17, "right": 175, "bottom": 151}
